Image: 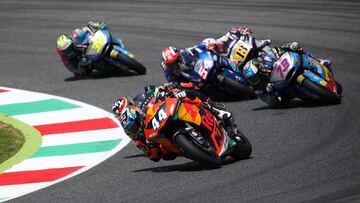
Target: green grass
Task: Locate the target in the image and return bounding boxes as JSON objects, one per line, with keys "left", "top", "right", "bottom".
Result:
{"left": 0, "top": 121, "right": 25, "bottom": 163}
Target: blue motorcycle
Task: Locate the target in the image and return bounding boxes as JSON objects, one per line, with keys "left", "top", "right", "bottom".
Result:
{"left": 245, "top": 51, "right": 342, "bottom": 104}
{"left": 193, "top": 49, "right": 255, "bottom": 99}
{"left": 84, "top": 28, "right": 146, "bottom": 74}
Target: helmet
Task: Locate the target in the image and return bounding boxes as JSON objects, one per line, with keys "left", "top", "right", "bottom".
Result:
{"left": 56, "top": 34, "right": 75, "bottom": 55}
{"left": 201, "top": 38, "right": 216, "bottom": 46}
{"left": 112, "top": 97, "right": 144, "bottom": 139}
{"left": 162, "top": 46, "right": 180, "bottom": 70}
{"left": 71, "top": 28, "right": 87, "bottom": 45}
{"left": 243, "top": 60, "right": 267, "bottom": 90}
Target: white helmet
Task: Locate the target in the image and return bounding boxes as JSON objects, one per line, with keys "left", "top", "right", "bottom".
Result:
{"left": 201, "top": 38, "right": 216, "bottom": 46}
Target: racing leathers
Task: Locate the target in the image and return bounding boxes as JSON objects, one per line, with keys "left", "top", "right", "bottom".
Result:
{"left": 207, "top": 27, "right": 253, "bottom": 55}
{"left": 130, "top": 82, "right": 236, "bottom": 162}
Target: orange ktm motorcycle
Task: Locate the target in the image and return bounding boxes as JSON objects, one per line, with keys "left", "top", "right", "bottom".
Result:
{"left": 143, "top": 97, "right": 252, "bottom": 168}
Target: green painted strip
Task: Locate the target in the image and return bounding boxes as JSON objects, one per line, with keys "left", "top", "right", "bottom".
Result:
{"left": 32, "top": 139, "right": 122, "bottom": 158}
{"left": 0, "top": 114, "right": 42, "bottom": 173}
{"left": 0, "top": 99, "right": 80, "bottom": 116}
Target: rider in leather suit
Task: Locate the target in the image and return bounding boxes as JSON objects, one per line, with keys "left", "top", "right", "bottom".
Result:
{"left": 243, "top": 41, "right": 333, "bottom": 107}
{"left": 56, "top": 22, "right": 125, "bottom": 77}
{"left": 112, "top": 82, "right": 238, "bottom": 162}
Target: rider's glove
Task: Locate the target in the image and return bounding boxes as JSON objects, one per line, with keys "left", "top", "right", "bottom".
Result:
{"left": 78, "top": 57, "right": 90, "bottom": 68}
{"left": 207, "top": 43, "right": 217, "bottom": 52}
{"left": 238, "top": 27, "right": 252, "bottom": 35}
{"left": 266, "top": 83, "right": 275, "bottom": 93}
{"left": 98, "top": 22, "right": 107, "bottom": 30}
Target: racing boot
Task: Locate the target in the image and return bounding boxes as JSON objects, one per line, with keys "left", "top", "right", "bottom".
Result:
{"left": 222, "top": 114, "right": 239, "bottom": 139}
{"left": 207, "top": 99, "right": 226, "bottom": 111}
{"left": 203, "top": 101, "right": 232, "bottom": 121}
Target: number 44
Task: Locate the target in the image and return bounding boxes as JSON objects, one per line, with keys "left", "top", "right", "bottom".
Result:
{"left": 152, "top": 108, "right": 168, "bottom": 130}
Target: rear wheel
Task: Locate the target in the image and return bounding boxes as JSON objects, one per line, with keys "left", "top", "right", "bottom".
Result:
{"left": 301, "top": 78, "right": 341, "bottom": 104}
{"left": 223, "top": 76, "right": 256, "bottom": 99}
{"left": 116, "top": 53, "right": 147, "bottom": 74}
{"left": 230, "top": 131, "right": 252, "bottom": 160}
{"left": 174, "top": 133, "right": 221, "bottom": 168}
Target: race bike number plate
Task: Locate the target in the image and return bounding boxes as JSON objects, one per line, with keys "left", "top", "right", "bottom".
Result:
{"left": 194, "top": 58, "right": 213, "bottom": 80}
{"left": 230, "top": 40, "right": 252, "bottom": 62}
{"left": 87, "top": 31, "right": 107, "bottom": 55}
{"left": 270, "top": 53, "right": 294, "bottom": 82}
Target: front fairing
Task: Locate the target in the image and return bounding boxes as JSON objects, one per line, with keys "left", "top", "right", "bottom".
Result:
{"left": 86, "top": 29, "right": 112, "bottom": 62}
{"left": 193, "top": 51, "right": 216, "bottom": 81}
{"left": 144, "top": 98, "right": 178, "bottom": 140}
{"left": 270, "top": 52, "right": 301, "bottom": 90}
{"left": 228, "top": 35, "right": 255, "bottom": 67}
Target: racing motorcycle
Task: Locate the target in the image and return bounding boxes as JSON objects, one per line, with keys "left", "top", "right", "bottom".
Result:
{"left": 82, "top": 27, "right": 146, "bottom": 75}
{"left": 143, "top": 95, "right": 252, "bottom": 168}
{"left": 245, "top": 51, "right": 342, "bottom": 104}
{"left": 192, "top": 48, "right": 255, "bottom": 99}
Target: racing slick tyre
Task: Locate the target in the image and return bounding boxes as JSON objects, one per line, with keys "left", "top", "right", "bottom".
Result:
{"left": 229, "top": 131, "right": 252, "bottom": 160}
{"left": 116, "top": 53, "right": 147, "bottom": 74}
{"left": 301, "top": 78, "right": 341, "bottom": 104}
{"left": 174, "top": 133, "right": 222, "bottom": 168}
{"left": 223, "top": 76, "right": 256, "bottom": 99}
{"left": 335, "top": 80, "right": 342, "bottom": 95}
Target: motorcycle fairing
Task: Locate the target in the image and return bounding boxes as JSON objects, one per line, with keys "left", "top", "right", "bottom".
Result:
{"left": 112, "top": 45, "right": 135, "bottom": 59}
{"left": 104, "top": 45, "right": 136, "bottom": 69}
{"left": 227, "top": 35, "right": 254, "bottom": 67}
{"left": 270, "top": 52, "right": 298, "bottom": 83}
{"left": 194, "top": 51, "right": 215, "bottom": 81}
{"left": 302, "top": 55, "right": 337, "bottom": 93}
{"left": 144, "top": 98, "right": 178, "bottom": 140}
{"left": 86, "top": 30, "right": 111, "bottom": 61}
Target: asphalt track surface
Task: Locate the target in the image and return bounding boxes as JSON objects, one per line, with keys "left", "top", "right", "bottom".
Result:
{"left": 1, "top": 0, "right": 360, "bottom": 202}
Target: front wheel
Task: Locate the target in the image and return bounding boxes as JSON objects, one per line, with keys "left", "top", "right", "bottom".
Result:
{"left": 116, "top": 53, "right": 147, "bottom": 74}
{"left": 229, "top": 131, "right": 252, "bottom": 160}
{"left": 222, "top": 76, "right": 256, "bottom": 99}
{"left": 174, "top": 133, "right": 222, "bottom": 168}
{"left": 301, "top": 78, "right": 341, "bottom": 104}
{"left": 335, "top": 80, "right": 342, "bottom": 95}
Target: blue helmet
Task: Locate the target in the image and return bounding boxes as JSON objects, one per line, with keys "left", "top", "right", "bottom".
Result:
{"left": 112, "top": 97, "right": 144, "bottom": 139}
{"left": 243, "top": 60, "right": 267, "bottom": 90}
{"left": 178, "top": 49, "right": 196, "bottom": 71}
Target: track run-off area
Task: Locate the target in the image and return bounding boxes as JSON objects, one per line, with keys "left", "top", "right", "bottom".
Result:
{"left": 0, "top": 87, "right": 130, "bottom": 202}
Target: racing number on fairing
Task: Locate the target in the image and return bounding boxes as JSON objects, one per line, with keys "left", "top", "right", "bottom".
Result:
{"left": 91, "top": 33, "right": 107, "bottom": 53}
{"left": 196, "top": 60, "right": 211, "bottom": 80}
{"left": 152, "top": 108, "right": 168, "bottom": 130}
{"left": 275, "top": 58, "right": 290, "bottom": 79}
{"left": 233, "top": 41, "right": 249, "bottom": 61}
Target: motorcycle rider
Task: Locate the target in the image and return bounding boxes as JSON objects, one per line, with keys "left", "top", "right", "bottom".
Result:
{"left": 161, "top": 44, "right": 239, "bottom": 90}
{"left": 56, "top": 22, "right": 124, "bottom": 77}
{"left": 161, "top": 27, "right": 256, "bottom": 93}
{"left": 112, "top": 82, "right": 238, "bottom": 162}
{"left": 243, "top": 41, "right": 333, "bottom": 107}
